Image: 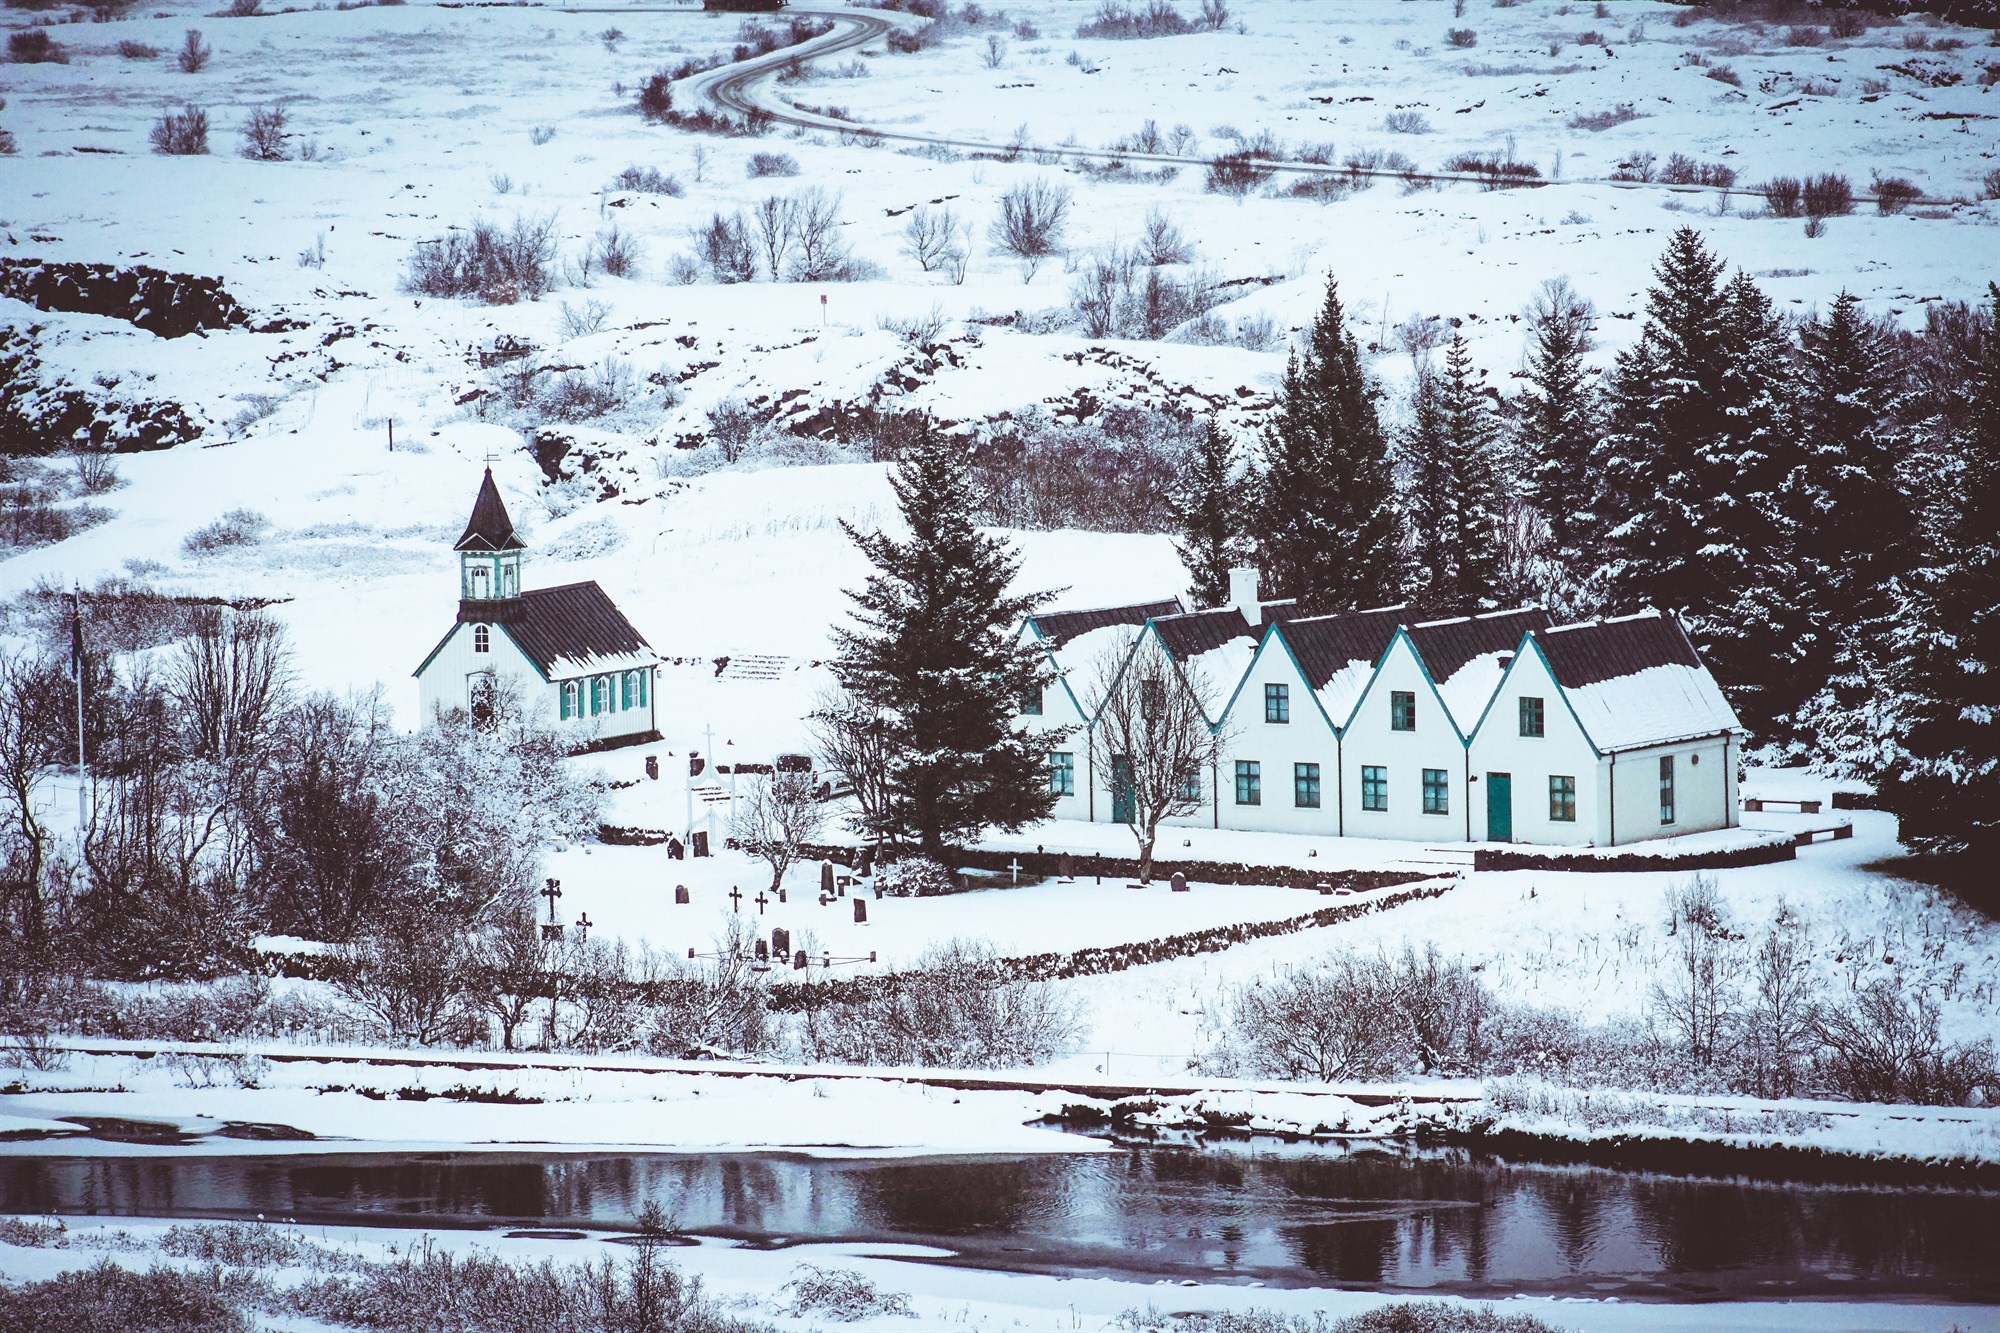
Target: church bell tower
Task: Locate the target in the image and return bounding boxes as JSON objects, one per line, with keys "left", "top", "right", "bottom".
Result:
{"left": 455, "top": 467, "right": 526, "bottom": 625}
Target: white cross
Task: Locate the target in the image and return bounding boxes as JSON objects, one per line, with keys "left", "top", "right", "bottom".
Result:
{"left": 1009, "top": 857, "right": 1022, "bottom": 886}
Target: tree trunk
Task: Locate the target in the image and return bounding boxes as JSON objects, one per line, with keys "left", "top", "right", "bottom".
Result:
{"left": 1136, "top": 823, "right": 1157, "bottom": 884}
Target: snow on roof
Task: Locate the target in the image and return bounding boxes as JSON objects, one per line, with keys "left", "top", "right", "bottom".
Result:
{"left": 1536, "top": 610, "right": 1743, "bottom": 752}
{"left": 510, "top": 582, "right": 657, "bottom": 680}
{"left": 1277, "top": 606, "right": 1406, "bottom": 731}
{"left": 1032, "top": 597, "right": 1183, "bottom": 651}
{"left": 1409, "top": 607, "right": 1550, "bottom": 733}
{"left": 454, "top": 467, "right": 526, "bottom": 553}
{"left": 1047, "top": 620, "right": 1144, "bottom": 709}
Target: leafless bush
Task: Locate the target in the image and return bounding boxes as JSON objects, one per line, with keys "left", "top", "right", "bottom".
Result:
{"left": 1446, "top": 26, "right": 1477, "bottom": 46}
{"left": 1817, "top": 976, "right": 1996, "bottom": 1105}
{"left": 1077, "top": 0, "right": 1195, "bottom": 39}
{"left": 405, "top": 214, "right": 560, "bottom": 303}
{"left": 900, "top": 204, "right": 958, "bottom": 272}
{"left": 982, "top": 32, "right": 1006, "bottom": 67}
{"left": 1647, "top": 876, "right": 1743, "bottom": 1073}
{"left": 1706, "top": 63, "right": 1742, "bottom": 86}
{"left": 239, "top": 103, "right": 288, "bottom": 160}
{"left": 1803, "top": 171, "right": 1854, "bottom": 218}
{"left": 182, "top": 508, "right": 269, "bottom": 555}
{"left": 1827, "top": 9, "right": 1868, "bottom": 38}
{"left": 1137, "top": 207, "right": 1193, "bottom": 265}
{"left": 968, "top": 405, "right": 1188, "bottom": 531}
{"left": 177, "top": 27, "right": 211, "bottom": 72}
{"left": 587, "top": 224, "right": 641, "bottom": 279}
{"left": 1759, "top": 175, "right": 1804, "bottom": 216}
{"left": 786, "top": 187, "right": 850, "bottom": 280}
{"left": 558, "top": 297, "right": 612, "bottom": 339}
{"left": 1871, "top": 172, "right": 1921, "bottom": 214}
{"left": 1984, "top": 167, "right": 2000, "bottom": 201}
{"left": 1784, "top": 23, "right": 1824, "bottom": 46}
{"left": 637, "top": 69, "right": 673, "bottom": 121}
{"left": 611, "top": 165, "right": 681, "bottom": 195}
{"left": 150, "top": 104, "right": 210, "bottom": 155}
{"left": 528, "top": 123, "right": 556, "bottom": 145}
{"left": 7, "top": 29, "right": 67, "bottom": 63}
{"left": 879, "top": 304, "right": 948, "bottom": 344}
{"left": 782, "top": 1265, "right": 913, "bottom": 1321}
{"left": 988, "top": 177, "right": 1072, "bottom": 280}
{"left": 732, "top": 773, "right": 825, "bottom": 891}
{"left": 1567, "top": 103, "right": 1642, "bottom": 131}
{"left": 1199, "top": 0, "right": 1228, "bottom": 29}
{"left": 748, "top": 150, "right": 800, "bottom": 177}
{"left": 1658, "top": 153, "right": 1735, "bottom": 187}
{"left": 1211, "top": 951, "right": 1406, "bottom": 1080}
{"left": 704, "top": 397, "right": 763, "bottom": 462}
{"left": 68, "top": 449, "right": 121, "bottom": 496}
{"left": 1384, "top": 108, "right": 1432, "bottom": 133}
{"left": 1204, "top": 150, "right": 1273, "bottom": 196}
{"left": 117, "top": 39, "right": 159, "bottom": 58}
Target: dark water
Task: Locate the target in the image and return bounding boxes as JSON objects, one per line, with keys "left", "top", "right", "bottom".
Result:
{"left": 4, "top": 1143, "right": 1997, "bottom": 1300}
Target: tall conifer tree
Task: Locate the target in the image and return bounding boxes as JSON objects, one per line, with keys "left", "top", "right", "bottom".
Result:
{"left": 1518, "top": 277, "right": 1602, "bottom": 572}
{"left": 1878, "top": 284, "right": 2000, "bottom": 864}
{"left": 1169, "top": 417, "right": 1245, "bottom": 610}
{"left": 833, "top": 423, "right": 1060, "bottom": 855}
{"left": 1252, "top": 280, "right": 1402, "bottom": 612}
{"left": 1400, "top": 336, "right": 1505, "bottom": 613}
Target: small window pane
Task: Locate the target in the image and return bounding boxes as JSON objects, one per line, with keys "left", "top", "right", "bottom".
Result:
{"left": 1235, "top": 761, "right": 1261, "bottom": 806}
{"left": 1048, "top": 751, "right": 1075, "bottom": 796}
{"left": 1520, "top": 696, "right": 1544, "bottom": 738}
{"left": 1180, "top": 765, "right": 1202, "bottom": 802}
{"left": 1550, "top": 775, "right": 1577, "bottom": 822}
{"left": 1361, "top": 765, "right": 1387, "bottom": 812}
{"left": 1422, "top": 768, "right": 1448, "bottom": 815}
{"left": 1659, "top": 755, "right": 1676, "bottom": 824}
{"left": 1021, "top": 683, "right": 1043, "bottom": 716}
{"left": 1391, "top": 690, "right": 1416, "bottom": 732}
{"left": 1265, "top": 682, "right": 1290, "bottom": 724}
{"left": 1294, "top": 762, "right": 1320, "bottom": 808}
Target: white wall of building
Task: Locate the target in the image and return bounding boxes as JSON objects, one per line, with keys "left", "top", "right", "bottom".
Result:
{"left": 1466, "top": 647, "right": 1601, "bottom": 846}
{"left": 1018, "top": 628, "right": 1098, "bottom": 824}
{"left": 1339, "top": 635, "right": 1471, "bottom": 843}
{"left": 1604, "top": 733, "right": 1737, "bottom": 846}
{"left": 417, "top": 622, "right": 554, "bottom": 728}
{"left": 1211, "top": 631, "right": 1340, "bottom": 835}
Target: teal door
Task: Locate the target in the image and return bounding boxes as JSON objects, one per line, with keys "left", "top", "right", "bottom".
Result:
{"left": 1111, "top": 756, "right": 1136, "bottom": 824}
{"left": 1486, "top": 772, "right": 1513, "bottom": 842}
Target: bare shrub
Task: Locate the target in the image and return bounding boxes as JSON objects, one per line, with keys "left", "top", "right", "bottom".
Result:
{"left": 1984, "top": 167, "right": 2000, "bottom": 201}
{"left": 900, "top": 204, "right": 957, "bottom": 272}
{"left": 405, "top": 214, "right": 559, "bottom": 303}
{"left": 181, "top": 507, "right": 269, "bottom": 555}
{"left": 691, "top": 211, "right": 755, "bottom": 284}
{"left": 1759, "top": 175, "right": 1803, "bottom": 217}
{"left": 1211, "top": 951, "right": 1406, "bottom": 1080}
{"left": 786, "top": 187, "right": 849, "bottom": 281}
{"left": 1204, "top": 150, "right": 1273, "bottom": 196}
{"left": 1076, "top": 0, "right": 1195, "bottom": 39}
{"left": 982, "top": 32, "right": 1006, "bottom": 67}
{"left": 637, "top": 70, "right": 673, "bottom": 121}
{"left": 1566, "top": 103, "right": 1641, "bottom": 131}
{"left": 69, "top": 448, "right": 121, "bottom": 496}
{"left": 1658, "top": 153, "right": 1736, "bottom": 187}
{"left": 150, "top": 104, "right": 210, "bottom": 155}
{"left": 1647, "top": 876, "right": 1743, "bottom": 1074}
{"left": 177, "top": 27, "right": 211, "bottom": 72}
{"left": 988, "top": 177, "right": 1072, "bottom": 280}
{"left": 1445, "top": 26, "right": 1478, "bottom": 47}
{"left": 221, "top": 0, "right": 263, "bottom": 15}
{"left": 1802, "top": 171, "right": 1854, "bottom": 218}
{"left": 1871, "top": 172, "right": 1921, "bottom": 214}
{"left": 1383, "top": 108, "right": 1431, "bottom": 134}
{"left": 732, "top": 773, "right": 825, "bottom": 891}
{"left": 1200, "top": 0, "right": 1228, "bottom": 29}
{"left": 588, "top": 224, "right": 641, "bottom": 278}
{"left": 747, "top": 150, "right": 799, "bottom": 177}
{"left": 1706, "top": 64, "right": 1742, "bottom": 86}
{"left": 117, "top": 40, "right": 160, "bottom": 58}
{"left": 1783, "top": 23, "right": 1825, "bottom": 46}
{"left": 238, "top": 103, "right": 288, "bottom": 160}
{"left": 7, "top": 30, "right": 67, "bottom": 63}
{"left": 558, "top": 297, "right": 612, "bottom": 339}
{"left": 1818, "top": 976, "right": 1997, "bottom": 1105}
{"left": 879, "top": 304, "right": 948, "bottom": 344}
{"left": 539, "top": 356, "right": 634, "bottom": 421}
{"left": 611, "top": 165, "right": 681, "bottom": 195}
{"left": 1137, "top": 207, "right": 1192, "bottom": 265}
{"left": 783, "top": 1265, "right": 913, "bottom": 1321}
{"left": 967, "top": 405, "right": 1189, "bottom": 531}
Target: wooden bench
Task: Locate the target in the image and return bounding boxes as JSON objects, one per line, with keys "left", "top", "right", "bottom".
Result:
{"left": 1745, "top": 797, "right": 1822, "bottom": 814}
{"left": 1792, "top": 823, "right": 1854, "bottom": 846}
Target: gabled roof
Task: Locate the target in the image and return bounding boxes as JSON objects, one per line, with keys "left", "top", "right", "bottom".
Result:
{"left": 455, "top": 468, "right": 526, "bottom": 552}
{"left": 508, "top": 582, "right": 655, "bottom": 679}
{"left": 1532, "top": 609, "right": 1742, "bottom": 752}
{"left": 1150, "top": 601, "right": 1299, "bottom": 662}
{"left": 1409, "top": 606, "right": 1552, "bottom": 731}
{"left": 1031, "top": 597, "right": 1183, "bottom": 651}
{"left": 1279, "top": 605, "right": 1408, "bottom": 732}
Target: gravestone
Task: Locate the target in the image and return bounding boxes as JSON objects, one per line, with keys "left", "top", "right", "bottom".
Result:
{"left": 793, "top": 950, "right": 809, "bottom": 970}
{"left": 754, "top": 938, "right": 769, "bottom": 962}
{"left": 857, "top": 846, "right": 874, "bottom": 877}
{"left": 772, "top": 927, "right": 790, "bottom": 956}
{"left": 1058, "top": 852, "right": 1074, "bottom": 882}
{"left": 674, "top": 884, "right": 690, "bottom": 905}
{"left": 853, "top": 898, "right": 868, "bottom": 924}
{"left": 1171, "top": 871, "right": 1188, "bottom": 893}
{"left": 777, "top": 888, "right": 787, "bottom": 904}
{"left": 645, "top": 755, "right": 659, "bottom": 781}
{"left": 667, "top": 836, "right": 684, "bottom": 861}
{"left": 821, "top": 862, "right": 835, "bottom": 897}
{"left": 692, "top": 830, "right": 709, "bottom": 858}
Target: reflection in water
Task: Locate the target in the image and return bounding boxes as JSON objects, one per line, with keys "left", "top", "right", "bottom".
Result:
{"left": 2, "top": 1143, "right": 1996, "bottom": 1300}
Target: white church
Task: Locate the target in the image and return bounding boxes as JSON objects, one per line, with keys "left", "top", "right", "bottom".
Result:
{"left": 414, "top": 469, "right": 660, "bottom": 747}
{"left": 1020, "top": 569, "right": 1743, "bottom": 848}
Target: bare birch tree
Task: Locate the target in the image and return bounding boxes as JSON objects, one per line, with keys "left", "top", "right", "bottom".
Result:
{"left": 733, "top": 771, "right": 826, "bottom": 890}
{"left": 806, "top": 686, "right": 893, "bottom": 840}
{"left": 1085, "top": 635, "right": 1229, "bottom": 882}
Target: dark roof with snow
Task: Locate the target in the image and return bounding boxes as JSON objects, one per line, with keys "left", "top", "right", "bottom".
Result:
{"left": 1535, "top": 609, "right": 1702, "bottom": 690}
{"left": 1152, "top": 602, "right": 1300, "bottom": 661}
{"left": 1408, "top": 607, "right": 1551, "bottom": 685}
{"left": 1032, "top": 598, "right": 1183, "bottom": 650}
{"left": 454, "top": 468, "right": 526, "bottom": 552}
{"left": 1281, "top": 605, "right": 1408, "bottom": 690}
{"left": 507, "top": 582, "right": 654, "bottom": 678}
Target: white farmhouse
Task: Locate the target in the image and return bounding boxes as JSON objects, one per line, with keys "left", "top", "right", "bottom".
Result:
{"left": 413, "top": 469, "right": 660, "bottom": 748}
{"left": 1467, "top": 609, "right": 1743, "bottom": 846}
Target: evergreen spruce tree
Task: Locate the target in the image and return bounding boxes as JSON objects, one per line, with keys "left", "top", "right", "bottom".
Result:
{"left": 1168, "top": 417, "right": 1245, "bottom": 609}
{"left": 1252, "top": 280, "right": 1403, "bottom": 613}
{"left": 1437, "top": 335, "right": 1508, "bottom": 610}
{"left": 832, "top": 423, "right": 1061, "bottom": 856}
{"left": 1878, "top": 283, "right": 2000, "bottom": 865}
{"left": 1517, "top": 277, "right": 1602, "bottom": 572}
{"left": 1397, "top": 356, "right": 1451, "bottom": 609}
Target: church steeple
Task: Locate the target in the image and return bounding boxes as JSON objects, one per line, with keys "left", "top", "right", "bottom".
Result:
{"left": 455, "top": 468, "right": 526, "bottom": 624}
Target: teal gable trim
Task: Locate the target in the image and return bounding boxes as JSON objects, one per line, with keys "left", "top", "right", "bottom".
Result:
{"left": 412, "top": 622, "right": 460, "bottom": 679}
{"left": 1464, "top": 631, "right": 1603, "bottom": 759}
{"left": 1215, "top": 622, "right": 1340, "bottom": 739}
{"left": 412, "top": 619, "right": 552, "bottom": 683}
{"left": 1344, "top": 627, "right": 1469, "bottom": 746}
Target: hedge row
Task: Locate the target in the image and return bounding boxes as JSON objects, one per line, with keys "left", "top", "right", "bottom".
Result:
{"left": 1472, "top": 838, "right": 1796, "bottom": 874}
{"left": 762, "top": 878, "right": 1455, "bottom": 1011}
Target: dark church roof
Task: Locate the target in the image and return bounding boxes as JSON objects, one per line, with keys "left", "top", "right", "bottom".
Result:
{"left": 1536, "top": 609, "right": 1702, "bottom": 690}
{"left": 455, "top": 468, "right": 526, "bottom": 552}
{"left": 507, "top": 582, "right": 655, "bottom": 679}
{"left": 1032, "top": 598, "right": 1183, "bottom": 650}
{"left": 1408, "top": 607, "right": 1551, "bottom": 685}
